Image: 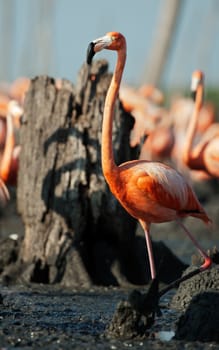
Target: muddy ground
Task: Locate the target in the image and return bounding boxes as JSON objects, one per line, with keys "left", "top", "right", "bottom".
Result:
{"left": 0, "top": 181, "right": 219, "bottom": 349}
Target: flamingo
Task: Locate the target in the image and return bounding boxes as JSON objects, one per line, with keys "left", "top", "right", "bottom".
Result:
{"left": 139, "top": 123, "right": 174, "bottom": 162}
{"left": 0, "top": 100, "right": 23, "bottom": 204}
{"left": 119, "top": 83, "right": 174, "bottom": 163}
{"left": 139, "top": 94, "right": 215, "bottom": 175}
{"left": 119, "top": 84, "right": 165, "bottom": 148}
{"left": 119, "top": 84, "right": 173, "bottom": 165}
{"left": 138, "top": 84, "right": 164, "bottom": 105}
{"left": 87, "top": 32, "right": 212, "bottom": 281}
{"left": 183, "top": 70, "right": 219, "bottom": 178}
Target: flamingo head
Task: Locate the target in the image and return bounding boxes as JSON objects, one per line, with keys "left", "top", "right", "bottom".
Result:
{"left": 191, "top": 70, "right": 204, "bottom": 102}
{"left": 87, "top": 32, "right": 126, "bottom": 64}
{"left": 7, "top": 100, "right": 24, "bottom": 128}
{"left": 8, "top": 100, "right": 23, "bottom": 116}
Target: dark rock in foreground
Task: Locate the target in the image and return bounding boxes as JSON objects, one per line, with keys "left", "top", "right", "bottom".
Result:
{"left": 106, "top": 278, "right": 160, "bottom": 339}
{"left": 106, "top": 299, "right": 151, "bottom": 339}
{"left": 170, "top": 262, "right": 219, "bottom": 343}
{"left": 175, "top": 290, "right": 219, "bottom": 342}
{"left": 171, "top": 265, "right": 219, "bottom": 311}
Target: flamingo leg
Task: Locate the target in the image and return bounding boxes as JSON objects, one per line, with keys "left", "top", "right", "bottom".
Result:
{"left": 177, "top": 219, "right": 212, "bottom": 270}
{"left": 157, "top": 220, "right": 212, "bottom": 298}
{"left": 139, "top": 220, "right": 156, "bottom": 280}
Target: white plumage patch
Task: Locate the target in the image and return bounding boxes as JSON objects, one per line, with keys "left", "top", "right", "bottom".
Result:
{"left": 143, "top": 163, "right": 189, "bottom": 206}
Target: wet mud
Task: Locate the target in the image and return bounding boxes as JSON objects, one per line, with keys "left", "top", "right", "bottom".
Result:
{"left": 1, "top": 282, "right": 219, "bottom": 349}
{"left": 0, "top": 187, "right": 219, "bottom": 348}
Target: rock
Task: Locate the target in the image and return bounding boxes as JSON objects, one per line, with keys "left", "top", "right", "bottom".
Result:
{"left": 106, "top": 278, "right": 160, "bottom": 339}
{"left": 171, "top": 266, "right": 219, "bottom": 311}
{"left": 175, "top": 290, "right": 219, "bottom": 342}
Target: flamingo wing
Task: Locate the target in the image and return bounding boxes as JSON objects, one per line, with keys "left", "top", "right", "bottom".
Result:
{"left": 135, "top": 162, "right": 198, "bottom": 212}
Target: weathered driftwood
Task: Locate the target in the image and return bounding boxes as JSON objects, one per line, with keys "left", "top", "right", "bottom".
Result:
{"left": 12, "top": 60, "right": 187, "bottom": 288}
{"left": 15, "top": 60, "right": 142, "bottom": 287}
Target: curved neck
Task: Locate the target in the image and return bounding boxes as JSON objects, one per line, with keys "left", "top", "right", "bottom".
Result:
{"left": 0, "top": 102, "right": 7, "bottom": 117}
{"left": 0, "top": 109, "right": 14, "bottom": 182}
{"left": 183, "top": 85, "right": 203, "bottom": 165}
{"left": 101, "top": 46, "right": 126, "bottom": 180}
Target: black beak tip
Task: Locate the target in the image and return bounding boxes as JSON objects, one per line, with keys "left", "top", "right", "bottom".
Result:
{"left": 191, "top": 90, "right": 196, "bottom": 101}
{"left": 87, "top": 42, "right": 95, "bottom": 65}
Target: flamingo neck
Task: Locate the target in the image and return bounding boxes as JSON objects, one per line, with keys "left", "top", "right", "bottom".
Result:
{"left": 0, "top": 102, "right": 7, "bottom": 116}
{"left": 183, "top": 85, "right": 203, "bottom": 166}
{"left": 101, "top": 46, "right": 126, "bottom": 181}
{"left": 0, "top": 109, "right": 14, "bottom": 182}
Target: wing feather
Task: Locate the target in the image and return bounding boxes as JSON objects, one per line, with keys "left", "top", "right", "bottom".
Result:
{"left": 136, "top": 163, "right": 193, "bottom": 211}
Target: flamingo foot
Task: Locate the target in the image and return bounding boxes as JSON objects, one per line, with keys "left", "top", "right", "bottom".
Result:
{"left": 200, "top": 256, "right": 212, "bottom": 271}
{"left": 158, "top": 258, "right": 212, "bottom": 299}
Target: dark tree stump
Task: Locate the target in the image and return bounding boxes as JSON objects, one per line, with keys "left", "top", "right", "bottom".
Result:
{"left": 15, "top": 60, "right": 141, "bottom": 287}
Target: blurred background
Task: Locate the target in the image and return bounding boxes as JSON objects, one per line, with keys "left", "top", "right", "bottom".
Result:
{"left": 0, "top": 0, "right": 219, "bottom": 94}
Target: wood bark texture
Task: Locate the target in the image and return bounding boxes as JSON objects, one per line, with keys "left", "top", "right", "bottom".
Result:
{"left": 16, "top": 60, "right": 142, "bottom": 287}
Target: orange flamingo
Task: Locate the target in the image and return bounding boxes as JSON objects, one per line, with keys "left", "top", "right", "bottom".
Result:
{"left": 183, "top": 70, "right": 219, "bottom": 178}
{"left": 139, "top": 124, "right": 175, "bottom": 162}
{"left": 161, "top": 95, "right": 214, "bottom": 182}
{"left": 119, "top": 84, "right": 164, "bottom": 148}
{"left": 0, "top": 100, "right": 23, "bottom": 192}
{"left": 138, "top": 84, "right": 164, "bottom": 105}
{"left": 119, "top": 85, "right": 174, "bottom": 164}
{"left": 87, "top": 32, "right": 212, "bottom": 281}
{"left": 139, "top": 95, "right": 215, "bottom": 174}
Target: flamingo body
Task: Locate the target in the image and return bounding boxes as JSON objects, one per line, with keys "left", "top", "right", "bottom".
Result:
{"left": 108, "top": 160, "right": 210, "bottom": 225}
{"left": 140, "top": 126, "right": 174, "bottom": 161}
{"left": 203, "top": 138, "right": 219, "bottom": 177}
{"left": 0, "top": 100, "right": 23, "bottom": 203}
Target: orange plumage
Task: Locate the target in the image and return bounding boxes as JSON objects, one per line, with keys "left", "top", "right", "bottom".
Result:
{"left": 87, "top": 32, "right": 212, "bottom": 280}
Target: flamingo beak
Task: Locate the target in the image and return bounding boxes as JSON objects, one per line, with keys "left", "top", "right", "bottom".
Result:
{"left": 190, "top": 74, "right": 203, "bottom": 101}
{"left": 190, "top": 77, "right": 199, "bottom": 101}
{"left": 191, "top": 90, "right": 196, "bottom": 101}
{"left": 87, "top": 35, "right": 112, "bottom": 64}
{"left": 87, "top": 42, "right": 95, "bottom": 65}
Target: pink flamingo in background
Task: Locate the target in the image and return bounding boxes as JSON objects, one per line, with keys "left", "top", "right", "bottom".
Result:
{"left": 119, "top": 84, "right": 166, "bottom": 148}
{"left": 183, "top": 70, "right": 219, "bottom": 178}
{"left": 119, "top": 83, "right": 173, "bottom": 164}
{"left": 138, "top": 84, "right": 164, "bottom": 105}
{"left": 0, "top": 100, "right": 23, "bottom": 204}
